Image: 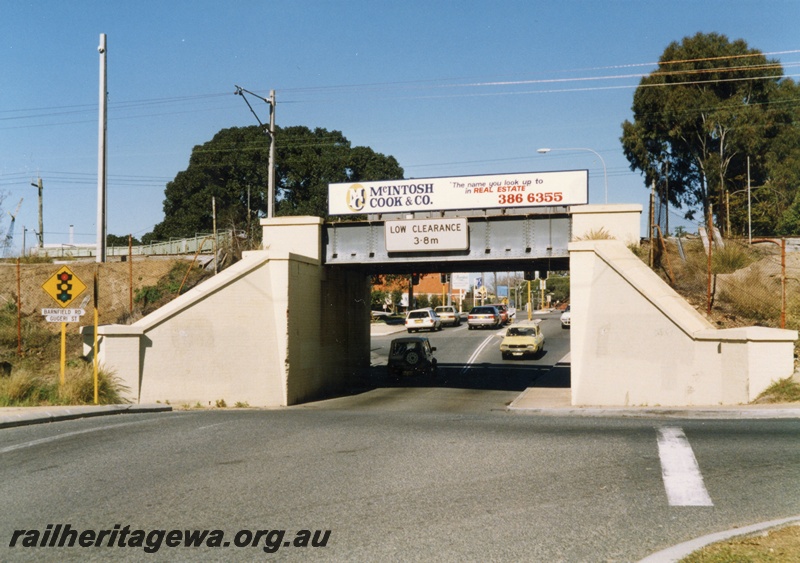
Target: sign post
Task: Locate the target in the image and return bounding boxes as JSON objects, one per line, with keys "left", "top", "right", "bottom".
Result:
{"left": 41, "top": 266, "right": 87, "bottom": 385}
{"left": 93, "top": 271, "right": 99, "bottom": 404}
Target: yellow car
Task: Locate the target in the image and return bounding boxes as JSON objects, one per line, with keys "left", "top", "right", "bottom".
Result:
{"left": 499, "top": 322, "right": 544, "bottom": 359}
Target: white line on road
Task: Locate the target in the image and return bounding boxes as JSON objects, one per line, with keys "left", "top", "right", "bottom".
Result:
{"left": 0, "top": 417, "right": 181, "bottom": 455}
{"left": 657, "top": 426, "right": 713, "bottom": 506}
{"left": 461, "top": 331, "right": 503, "bottom": 374}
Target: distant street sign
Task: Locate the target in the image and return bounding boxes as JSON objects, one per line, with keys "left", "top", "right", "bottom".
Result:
{"left": 42, "top": 308, "right": 85, "bottom": 316}
{"left": 45, "top": 313, "right": 82, "bottom": 323}
{"left": 42, "top": 266, "right": 87, "bottom": 308}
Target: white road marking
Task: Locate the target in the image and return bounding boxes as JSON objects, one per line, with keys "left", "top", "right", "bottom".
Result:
{"left": 657, "top": 426, "right": 713, "bottom": 506}
{"left": 461, "top": 330, "right": 504, "bottom": 374}
{"left": 0, "top": 417, "right": 177, "bottom": 454}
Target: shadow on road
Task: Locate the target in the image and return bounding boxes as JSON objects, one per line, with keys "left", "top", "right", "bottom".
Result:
{"left": 357, "top": 363, "right": 570, "bottom": 393}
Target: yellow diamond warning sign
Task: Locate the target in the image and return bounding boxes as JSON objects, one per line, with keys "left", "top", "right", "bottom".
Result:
{"left": 42, "top": 266, "right": 87, "bottom": 308}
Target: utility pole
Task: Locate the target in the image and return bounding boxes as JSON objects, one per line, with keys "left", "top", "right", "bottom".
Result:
{"left": 97, "top": 33, "right": 108, "bottom": 263}
{"left": 30, "top": 177, "right": 43, "bottom": 248}
{"left": 234, "top": 86, "right": 276, "bottom": 218}
{"left": 267, "top": 90, "right": 276, "bottom": 219}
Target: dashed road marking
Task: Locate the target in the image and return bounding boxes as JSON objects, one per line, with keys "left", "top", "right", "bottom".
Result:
{"left": 657, "top": 426, "right": 713, "bottom": 506}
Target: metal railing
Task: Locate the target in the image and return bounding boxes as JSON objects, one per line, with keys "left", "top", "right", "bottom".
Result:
{"left": 30, "top": 232, "right": 229, "bottom": 259}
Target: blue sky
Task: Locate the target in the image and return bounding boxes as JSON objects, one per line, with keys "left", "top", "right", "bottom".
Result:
{"left": 1, "top": 0, "right": 799, "bottom": 251}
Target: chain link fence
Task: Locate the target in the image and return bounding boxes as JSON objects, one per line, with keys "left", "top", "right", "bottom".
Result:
{"left": 1, "top": 256, "right": 215, "bottom": 360}
{"left": 651, "top": 234, "right": 798, "bottom": 331}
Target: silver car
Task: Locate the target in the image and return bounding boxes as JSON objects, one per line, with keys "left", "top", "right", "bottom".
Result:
{"left": 434, "top": 306, "right": 461, "bottom": 327}
{"left": 467, "top": 305, "right": 501, "bottom": 330}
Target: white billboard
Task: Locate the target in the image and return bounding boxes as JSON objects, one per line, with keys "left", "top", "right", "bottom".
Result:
{"left": 451, "top": 272, "right": 470, "bottom": 291}
{"left": 328, "top": 170, "right": 588, "bottom": 216}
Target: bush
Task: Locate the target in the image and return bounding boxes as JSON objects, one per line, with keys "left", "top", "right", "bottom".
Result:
{"left": 712, "top": 244, "right": 755, "bottom": 274}
{"left": 134, "top": 286, "right": 163, "bottom": 307}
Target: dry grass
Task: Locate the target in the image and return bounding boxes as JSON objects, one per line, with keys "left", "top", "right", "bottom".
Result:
{"left": 574, "top": 227, "right": 614, "bottom": 240}
{"left": 680, "top": 523, "right": 800, "bottom": 563}
{"left": 0, "top": 363, "right": 128, "bottom": 406}
{"left": 0, "top": 257, "right": 212, "bottom": 406}
{"left": 754, "top": 376, "right": 800, "bottom": 404}
{"left": 650, "top": 237, "right": 792, "bottom": 330}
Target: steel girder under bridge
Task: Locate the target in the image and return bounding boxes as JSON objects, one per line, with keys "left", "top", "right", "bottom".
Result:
{"left": 323, "top": 212, "right": 571, "bottom": 274}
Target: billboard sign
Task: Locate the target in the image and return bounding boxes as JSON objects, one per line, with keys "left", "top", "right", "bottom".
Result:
{"left": 328, "top": 170, "right": 588, "bottom": 216}
{"left": 451, "top": 272, "right": 470, "bottom": 291}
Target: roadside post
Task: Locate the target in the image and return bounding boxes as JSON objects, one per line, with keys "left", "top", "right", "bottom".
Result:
{"left": 41, "top": 266, "right": 87, "bottom": 385}
{"left": 527, "top": 281, "right": 532, "bottom": 321}
{"left": 93, "top": 270, "right": 99, "bottom": 404}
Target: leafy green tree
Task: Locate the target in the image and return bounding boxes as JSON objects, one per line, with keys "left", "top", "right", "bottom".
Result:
{"left": 546, "top": 275, "right": 570, "bottom": 304}
{"left": 621, "top": 33, "right": 785, "bottom": 229}
{"left": 144, "top": 125, "right": 404, "bottom": 242}
{"left": 370, "top": 289, "right": 387, "bottom": 310}
{"left": 729, "top": 78, "right": 800, "bottom": 236}
{"left": 107, "top": 234, "right": 141, "bottom": 246}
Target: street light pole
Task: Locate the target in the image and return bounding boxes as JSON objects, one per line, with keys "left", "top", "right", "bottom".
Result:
{"left": 537, "top": 147, "right": 608, "bottom": 204}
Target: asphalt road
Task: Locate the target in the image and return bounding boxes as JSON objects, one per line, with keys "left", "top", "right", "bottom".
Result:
{"left": 2, "top": 315, "right": 798, "bottom": 562}
{"left": 1, "top": 409, "right": 798, "bottom": 562}
{"left": 369, "top": 311, "right": 570, "bottom": 394}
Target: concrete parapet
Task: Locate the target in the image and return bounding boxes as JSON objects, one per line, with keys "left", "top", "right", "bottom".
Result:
{"left": 570, "top": 204, "right": 642, "bottom": 245}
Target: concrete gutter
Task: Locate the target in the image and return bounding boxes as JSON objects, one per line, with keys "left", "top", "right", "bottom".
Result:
{"left": 638, "top": 515, "right": 800, "bottom": 562}
{"left": 507, "top": 387, "right": 800, "bottom": 419}
{"left": 0, "top": 404, "right": 172, "bottom": 429}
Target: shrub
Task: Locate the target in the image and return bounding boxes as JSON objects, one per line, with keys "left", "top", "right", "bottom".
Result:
{"left": 712, "top": 244, "right": 755, "bottom": 274}
{"left": 0, "top": 364, "right": 128, "bottom": 406}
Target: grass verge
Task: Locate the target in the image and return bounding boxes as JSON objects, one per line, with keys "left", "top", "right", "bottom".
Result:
{"left": 754, "top": 377, "right": 800, "bottom": 404}
{"left": 680, "top": 524, "right": 800, "bottom": 562}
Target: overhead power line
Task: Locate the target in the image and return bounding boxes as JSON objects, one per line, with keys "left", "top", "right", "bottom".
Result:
{"left": 1, "top": 50, "right": 798, "bottom": 129}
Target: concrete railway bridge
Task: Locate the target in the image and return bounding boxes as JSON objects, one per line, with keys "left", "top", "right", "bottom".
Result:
{"left": 86, "top": 204, "right": 796, "bottom": 409}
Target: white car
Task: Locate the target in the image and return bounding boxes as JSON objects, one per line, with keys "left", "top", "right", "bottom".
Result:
{"left": 560, "top": 305, "right": 571, "bottom": 329}
{"left": 405, "top": 308, "right": 443, "bottom": 333}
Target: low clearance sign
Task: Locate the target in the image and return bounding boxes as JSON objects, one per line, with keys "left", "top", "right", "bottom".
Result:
{"left": 328, "top": 170, "right": 588, "bottom": 215}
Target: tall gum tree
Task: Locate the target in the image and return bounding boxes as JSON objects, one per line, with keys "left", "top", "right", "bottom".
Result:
{"left": 621, "top": 32, "right": 784, "bottom": 231}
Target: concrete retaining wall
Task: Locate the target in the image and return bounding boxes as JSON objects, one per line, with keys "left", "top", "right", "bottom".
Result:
{"left": 83, "top": 217, "right": 369, "bottom": 407}
{"left": 569, "top": 239, "right": 797, "bottom": 406}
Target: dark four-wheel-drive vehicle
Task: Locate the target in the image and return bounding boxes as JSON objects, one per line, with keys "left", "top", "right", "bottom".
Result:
{"left": 387, "top": 336, "right": 438, "bottom": 378}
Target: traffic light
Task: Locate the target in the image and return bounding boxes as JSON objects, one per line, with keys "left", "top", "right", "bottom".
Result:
{"left": 412, "top": 273, "right": 420, "bottom": 285}
{"left": 56, "top": 271, "right": 74, "bottom": 304}
{"left": 523, "top": 270, "right": 548, "bottom": 281}
{"left": 440, "top": 273, "right": 449, "bottom": 284}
